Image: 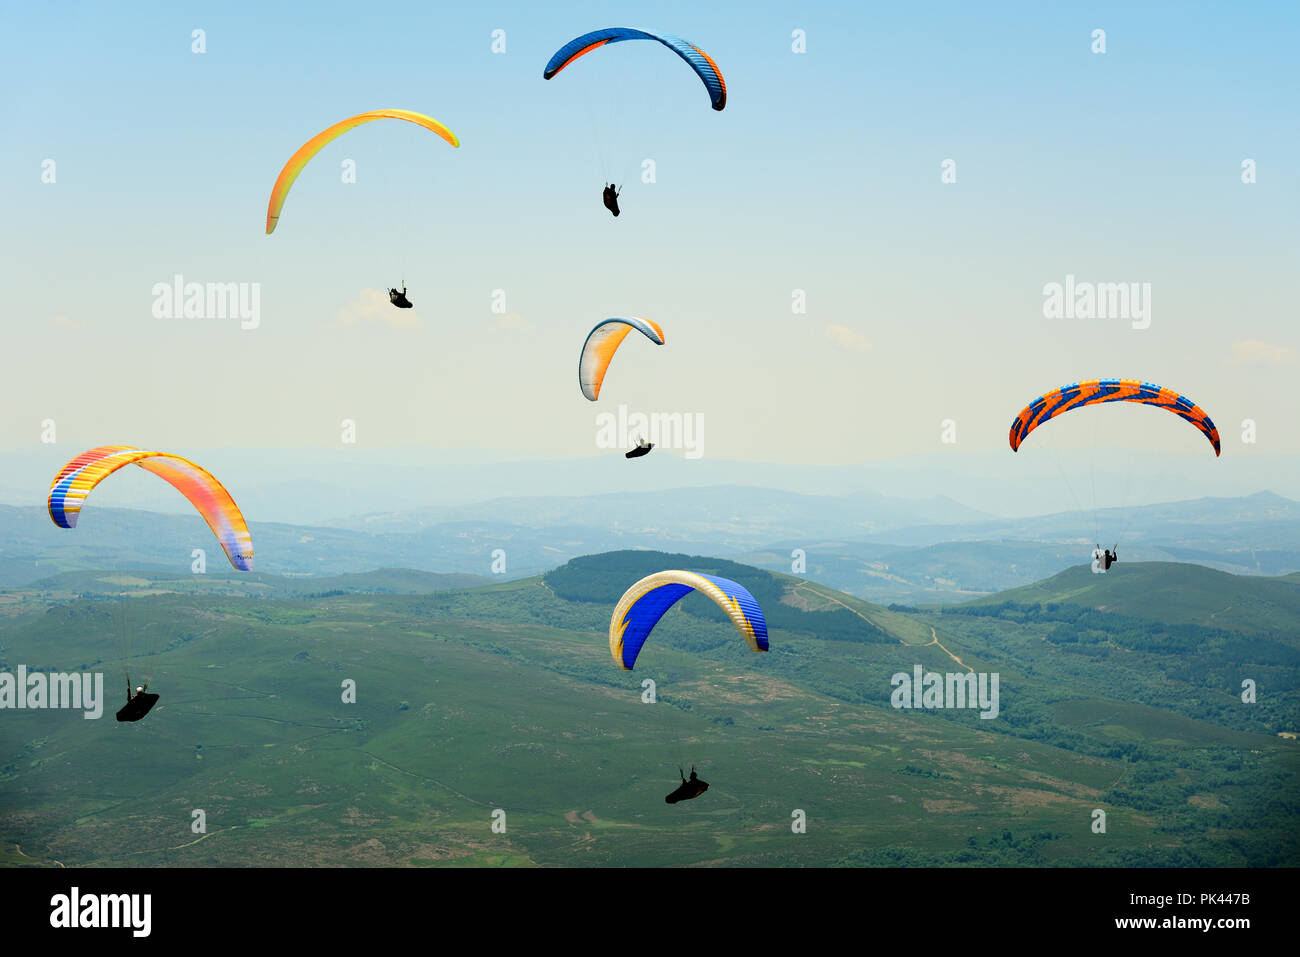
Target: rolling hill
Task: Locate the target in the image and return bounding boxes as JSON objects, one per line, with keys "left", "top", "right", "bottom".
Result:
{"left": 960, "top": 561, "right": 1300, "bottom": 635}
{"left": 1, "top": 553, "right": 1296, "bottom": 867}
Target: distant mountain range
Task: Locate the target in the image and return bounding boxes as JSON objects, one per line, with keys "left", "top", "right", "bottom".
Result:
{"left": 736, "top": 492, "right": 1300, "bottom": 603}
{"left": 6, "top": 448, "right": 1299, "bottom": 526}
{"left": 326, "top": 484, "right": 991, "bottom": 538}
{"left": 1, "top": 488, "right": 1296, "bottom": 605}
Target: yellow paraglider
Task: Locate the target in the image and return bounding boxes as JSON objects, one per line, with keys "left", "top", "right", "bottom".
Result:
{"left": 265, "top": 109, "right": 459, "bottom": 234}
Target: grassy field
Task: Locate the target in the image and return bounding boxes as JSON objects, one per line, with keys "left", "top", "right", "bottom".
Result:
{"left": 1, "top": 555, "right": 1296, "bottom": 866}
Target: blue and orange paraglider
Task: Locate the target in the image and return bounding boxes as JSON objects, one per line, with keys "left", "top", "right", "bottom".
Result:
{"left": 1010, "top": 380, "right": 1220, "bottom": 456}
{"left": 609, "top": 570, "right": 768, "bottom": 670}
{"left": 544, "top": 28, "right": 727, "bottom": 111}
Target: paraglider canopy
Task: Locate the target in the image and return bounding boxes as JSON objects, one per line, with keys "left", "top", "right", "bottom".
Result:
{"left": 265, "top": 109, "right": 459, "bottom": 234}
{"left": 1009, "top": 379, "right": 1220, "bottom": 456}
{"left": 47, "top": 446, "right": 254, "bottom": 571}
{"left": 544, "top": 28, "right": 728, "bottom": 111}
{"left": 578, "top": 316, "right": 665, "bottom": 401}
{"left": 609, "top": 569, "right": 768, "bottom": 670}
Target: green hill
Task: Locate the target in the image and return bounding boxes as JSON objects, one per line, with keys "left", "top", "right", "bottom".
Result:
{"left": 961, "top": 562, "right": 1300, "bottom": 637}
{"left": 545, "top": 550, "right": 897, "bottom": 645}
{"left": 1, "top": 552, "right": 1296, "bottom": 867}
{"left": 16, "top": 567, "right": 493, "bottom": 601}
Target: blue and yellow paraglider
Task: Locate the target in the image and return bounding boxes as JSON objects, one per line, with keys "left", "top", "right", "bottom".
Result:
{"left": 609, "top": 570, "right": 768, "bottom": 670}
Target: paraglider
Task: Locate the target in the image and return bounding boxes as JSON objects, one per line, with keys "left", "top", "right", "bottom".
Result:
{"left": 265, "top": 109, "right": 459, "bottom": 234}
{"left": 48, "top": 446, "right": 255, "bottom": 571}
{"left": 610, "top": 569, "right": 767, "bottom": 801}
{"left": 625, "top": 436, "right": 653, "bottom": 459}
{"left": 389, "top": 285, "right": 413, "bottom": 309}
{"left": 49, "top": 447, "right": 254, "bottom": 723}
{"left": 1012, "top": 382, "right": 1217, "bottom": 568}
{"left": 602, "top": 183, "right": 621, "bottom": 217}
{"left": 116, "top": 684, "right": 159, "bottom": 723}
{"left": 579, "top": 316, "right": 665, "bottom": 401}
{"left": 545, "top": 29, "right": 724, "bottom": 212}
{"left": 544, "top": 28, "right": 728, "bottom": 112}
{"left": 1090, "top": 545, "right": 1120, "bottom": 572}
{"left": 665, "top": 766, "right": 709, "bottom": 804}
{"left": 608, "top": 569, "right": 768, "bottom": 671}
{"left": 1009, "top": 379, "right": 1220, "bottom": 456}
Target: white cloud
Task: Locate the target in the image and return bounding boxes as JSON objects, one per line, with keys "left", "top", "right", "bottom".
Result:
{"left": 333, "top": 288, "right": 421, "bottom": 330}
{"left": 825, "top": 324, "right": 873, "bottom": 352}
{"left": 496, "top": 312, "right": 531, "bottom": 331}
{"left": 1230, "top": 339, "right": 1296, "bottom": 366}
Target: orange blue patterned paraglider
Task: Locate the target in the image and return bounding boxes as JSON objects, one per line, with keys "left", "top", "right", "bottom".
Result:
{"left": 544, "top": 28, "right": 727, "bottom": 111}
{"left": 609, "top": 570, "right": 768, "bottom": 670}
{"left": 265, "top": 109, "right": 459, "bottom": 234}
{"left": 1009, "top": 379, "right": 1220, "bottom": 456}
{"left": 48, "top": 447, "right": 254, "bottom": 570}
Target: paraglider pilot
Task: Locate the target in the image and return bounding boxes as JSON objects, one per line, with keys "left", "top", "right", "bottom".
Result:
{"left": 116, "top": 679, "right": 160, "bottom": 723}
{"left": 625, "top": 436, "right": 653, "bottom": 459}
{"left": 389, "top": 285, "right": 413, "bottom": 309}
{"left": 665, "top": 765, "right": 709, "bottom": 804}
{"left": 602, "top": 183, "right": 621, "bottom": 217}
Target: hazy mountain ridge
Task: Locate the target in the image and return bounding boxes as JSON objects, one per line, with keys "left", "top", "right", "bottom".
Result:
{"left": 2, "top": 490, "right": 1296, "bottom": 606}
{"left": 328, "top": 485, "right": 993, "bottom": 537}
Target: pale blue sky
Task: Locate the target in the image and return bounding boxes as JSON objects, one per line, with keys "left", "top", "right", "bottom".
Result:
{"left": 1, "top": 1, "right": 1296, "bottom": 487}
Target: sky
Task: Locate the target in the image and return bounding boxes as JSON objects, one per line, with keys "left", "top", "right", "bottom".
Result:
{"left": 1, "top": 1, "right": 1297, "bottom": 517}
